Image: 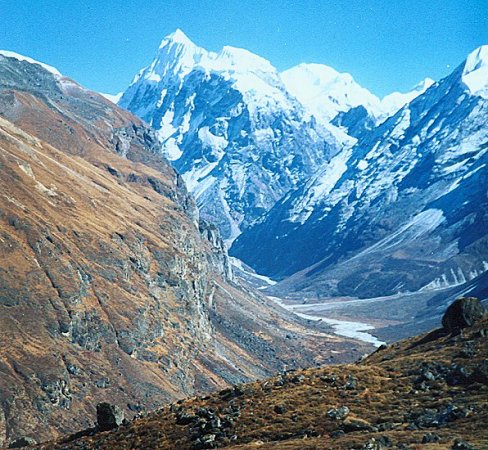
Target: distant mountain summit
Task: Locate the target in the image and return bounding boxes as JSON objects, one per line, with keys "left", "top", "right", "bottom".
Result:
{"left": 280, "top": 63, "right": 382, "bottom": 122}
{"left": 280, "top": 63, "right": 434, "bottom": 125}
{"left": 119, "top": 30, "right": 346, "bottom": 243}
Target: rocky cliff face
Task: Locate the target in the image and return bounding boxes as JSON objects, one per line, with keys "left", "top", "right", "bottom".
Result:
{"left": 0, "top": 53, "right": 371, "bottom": 447}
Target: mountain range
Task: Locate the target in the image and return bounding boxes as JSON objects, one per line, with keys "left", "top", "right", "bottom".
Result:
{"left": 0, "top": 30, "right": 487, "bottom": 447}
{"left": 118, "top": 31, "right": 488, "bottom": 336}
{"left": 119, "top": 30, "right": 441, "bottom": 247}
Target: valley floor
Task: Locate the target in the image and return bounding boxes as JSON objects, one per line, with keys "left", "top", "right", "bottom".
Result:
{"left": 267, "top": 296, "right": 386, "bottom": 347}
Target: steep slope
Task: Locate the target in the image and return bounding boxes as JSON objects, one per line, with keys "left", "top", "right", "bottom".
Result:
{"left": 38, "top": 299, "right": 488, "bottom": 450}
{"left": 119, "top": 30, "right": 345, "bottom": 243}
{"left": 0, "top": 53, "right": 371, "bottom": 447}
{"left": 330, "top": 79, "right": 435, "bottom": 140}
{"left": 232, "top": 46, "right": 488, "bottom": 302}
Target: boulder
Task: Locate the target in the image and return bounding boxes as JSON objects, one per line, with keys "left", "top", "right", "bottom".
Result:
{"left": 8, "top": 437, "right": 37, "bottom": 448}
{"left": 470, "top": 360, "right": 488, "bottom": 385}
{"left": 96, "top": 402, "right": 124, "bottom": 431}
{"left": 327, "top": 405, "right": 350, "bottom": 420}
{"left": 442, "top": 298, "right": 486, "bottom": 333}
{"left": 342, "top": 417, "right": 375, "bottom": 432}
{"left": 274, "top": 404, "right": 286, "bottom": 414}
{"left": 422, "top": 433, "right": 440, "bottom": 443}
{"left": 451, "top": 438, "right": 475, "bottom": 449}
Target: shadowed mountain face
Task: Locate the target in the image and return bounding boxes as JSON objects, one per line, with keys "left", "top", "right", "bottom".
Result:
{"left": 0, "top": 55, "right": 372, "bottom": 446}
{"left": 38, "top": 303, "right": 488, "bottom": 450}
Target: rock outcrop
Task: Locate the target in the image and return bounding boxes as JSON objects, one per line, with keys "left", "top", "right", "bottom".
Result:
{"left": 442, "top": 297, "right": 487, "bottom": 333}
{"left": 96, "top": 403, "right": 124, "bottom": 431}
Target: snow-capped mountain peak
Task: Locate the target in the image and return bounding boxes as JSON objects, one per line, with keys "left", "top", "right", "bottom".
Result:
{"left": 119, "top": 30, "right": 342, "bottom": 244}
{"left": 280, "top": 63, "right": 382, "bottom": 123}
{"left": 462, "top": 45, "right": 488, "bottom": 99}
{"left": 137, "top": 30, "right": 206, "bottom": 84}
{"left": 159, "top": 28, "right": 195, "bottom": 48}
{"left": 128, "top": 31, "right": 281, "bottom": 102}
{"left": 0, "top": 50, "right": 62, "bottom": 77}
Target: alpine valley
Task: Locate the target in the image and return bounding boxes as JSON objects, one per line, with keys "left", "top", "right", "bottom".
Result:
{"left": 0, "top": 27, "right": 487, "bottom": 449}
{"left": 0, "top": 51, "right": 371, "bottom": 446}
{"left": 119, "top": 31, "right": 488, "bottom": 339}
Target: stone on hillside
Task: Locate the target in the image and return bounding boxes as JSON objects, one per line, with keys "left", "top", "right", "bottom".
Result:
{"left": 442, "top": 298, "right": 486, "bottom": 333}
{"left": 96, "top": 402, "right": 124, "bottom": 431}
{"left": 422, "top": 432, "right": 440, "bottom": 443}
{"left": 451, "top": 438, "right": 475, "bottom": 449}
{"left": 8, "top": 437, "right": 37, "bottom": 448}
{"left": 274, "top": 404, "right": 286, "bottom": 414}
{"left": 470, "top": 360, "right": 488, "bottom": 385}
{"left": 327, "top": 405, "right": 350, "bottom": 420}
{"left": 342, "top": 417, "right": 375, "bottom": 432}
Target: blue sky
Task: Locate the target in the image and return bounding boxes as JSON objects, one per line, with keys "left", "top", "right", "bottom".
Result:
{"left": 1, "top": 0, "right": 486, "bottom": 97}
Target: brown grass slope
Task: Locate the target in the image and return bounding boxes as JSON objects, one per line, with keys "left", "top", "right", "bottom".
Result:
{"left": 38, "top": 315, "right": 488, "bottom": 450}
{"left": 0, "top": 55, "right": 371, "bottom": 446}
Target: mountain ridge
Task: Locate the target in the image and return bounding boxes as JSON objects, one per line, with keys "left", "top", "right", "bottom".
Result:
{"left": 34, "top": 299, "right": 488, "bottom": 450}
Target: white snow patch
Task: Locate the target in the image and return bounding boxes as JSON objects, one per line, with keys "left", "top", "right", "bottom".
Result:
{"left": 289, "top": 148, "right": 352, "bottom": 224}
{"left": 462, "top": 45, "right": 488, "bottom": 98}
{"left": 230, "top": 257, "right": 277, "bottom": 286}
{"left": 182, "top": 162, "right": 219, "bottom": 195}
{"left": 218, "top": 180, "right": 242, "bottom": 246}
{"left": 198, "top": 126, "right": 228, "bottom": 152}
{"left": 162, "top": 137, "right": 183, "bottom": 161}
{"left": 159, "top": 109, "right": 176, "bottom": 138}
{"left": 350, "top": 209, "right": 445, "bottom": 259}
{"left": 100, "top": 92, "right": 123, "bottom": 104}
{"left": 357, "top": 160, "right": 368, "bottom": 170}
{"left": 0, "top": 50, "right": 62, "bottom": 77}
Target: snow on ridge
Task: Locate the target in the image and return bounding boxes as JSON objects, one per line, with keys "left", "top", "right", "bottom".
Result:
{"left": 135, "top": 30, "right": 285, "bottom": 113}
{"left": 288, "top": 147, "right": 352, "bottom": 224}
{"left": 216, "top": 46, "right": 276, "bottom": 73}
{"left": 0, "top": 50, "right": 62, "bottom": 77}
{"left": 462, "top": 45, "right": 488, "bottom": 98}
{"left": 101, "top": 92, "right": 123, "bottom": 104}
{"left": 159, "top": 28, "right": 195, "bottom": 48}
{"left": 146, "top": 30, "right": 278, "bottom": 83}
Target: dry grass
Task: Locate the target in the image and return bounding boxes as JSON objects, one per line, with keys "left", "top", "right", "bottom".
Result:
{"left": 38, "top": 318, "right": 488, "bottom": 450}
